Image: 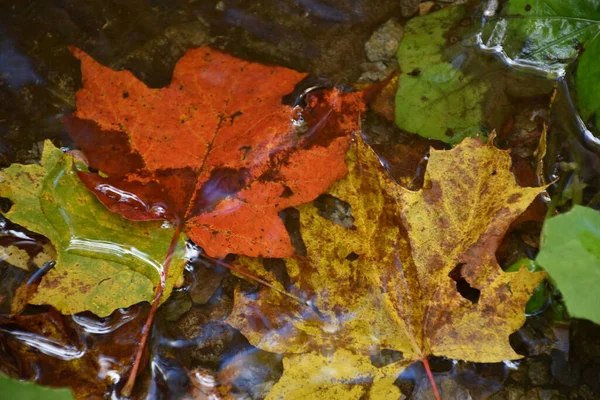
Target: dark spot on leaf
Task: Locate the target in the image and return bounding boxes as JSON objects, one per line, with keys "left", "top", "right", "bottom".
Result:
{"left": 229, "top": 110, "right": 243, "bottom": 124}
{"left": 508, "top": 193, "right": 522, "bottom": 203}
{"left": 345, "top": 252, "right": 360, "bottom": 261}
{"left": 448, "top": 263, "right": 480, "bottom": 304}
{"left": 491, "top": 170, "right": 497, "bottom": 176}
{"left": 525, "top": 4, "right": 532, "bottom": 11}
{"left": 281, "top": 185, "right": 294, "bottom": 198}
{"left": 421, "top": 96, "right": 429, "bottom": 102}
{"left": 122, "top": 91, "right": 129, "bottom": 99}
{"left": 407, "top": 68, "right": 421, "bottom": 77}
{"left": 445, "top": 128, "right": 455, "bottom": 138}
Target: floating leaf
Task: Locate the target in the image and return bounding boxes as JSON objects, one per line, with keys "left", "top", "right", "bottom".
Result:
{"left": 395, "top": 6, "right": 498, "bottom": 144}
{"left": 536, "top": 205, "right": 600, "bottom": 324}
{"left": 0, "top": 374, "right": 73, "bottom": 400}
{"left": 0, "top": 142, "right": 186, "bottom": 316}
{"left": 67, "top": 46, "right": 365, "bottom": 258}
{"left": 228, "top": 136, "right": 545, "bottom": 377}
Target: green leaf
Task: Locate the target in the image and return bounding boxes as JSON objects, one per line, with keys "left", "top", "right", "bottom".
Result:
{"left": 506, "top": 258, "right": 548, "bottom": 315}
{"left": 0, "top": 374, "right": 73, "bottom": 400}
{"left": 536, "top": 205, "right": 600, "bottom": 324}
{"left": 395, "top": 6, "right": 492, "bottom": 144}
{"left": 0, "top": 141, "right": 186, "bottom": 317}
{"left": 575, "top": 36, "right": 600, "bottom": 130}
{"left": 480, "top": 0, "right": 600, "bottom": 130}
{"left": 480, "top": 0, "right": 600, "bottom": 75}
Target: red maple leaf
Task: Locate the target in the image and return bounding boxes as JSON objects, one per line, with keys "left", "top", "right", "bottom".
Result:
{"left": 66, "top": 46, "right": 365, "bottom": 259}
{"left": 64, "top": 46, "right": 366, "bottom": 395}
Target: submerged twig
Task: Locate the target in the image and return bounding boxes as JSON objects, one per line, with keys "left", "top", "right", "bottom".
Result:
{"left": 122, "top": 221, "right": 183, "bottom": 397}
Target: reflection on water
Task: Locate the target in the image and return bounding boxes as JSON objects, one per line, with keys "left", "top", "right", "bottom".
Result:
{"left": 0, "top": 328, "right": 85, "bottom": 361}
{"left": 2, "top": 0, "right": 600, "bottom": 399}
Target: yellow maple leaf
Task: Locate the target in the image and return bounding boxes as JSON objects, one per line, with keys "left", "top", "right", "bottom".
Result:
{"left": 227, "top": 135, "right": 545, "bottom": 393}
{"left": 266, "top": 349, "right": 405, "bottom": 400}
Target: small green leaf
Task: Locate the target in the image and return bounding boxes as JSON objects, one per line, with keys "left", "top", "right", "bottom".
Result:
{"left": 395, "top": 6, "right": 493, "bottom": 144}
{"left": 480, "top": 0, "right": 600, "bottom": 76}
{"left": 506, "top": 258, "right": 548, "bottom": 315}
{"left": 0, "top": 374, "right": 73, "bottom": 400}
{"left": 536, "top": 205, "right": 600, "bottom": 324}
{"left": 480, "top": 0, "right": 600, "bottom": 131}
{"left": 0, "top": 141, "right": 186, "bottom": 317}
{"left": 575, "top": 37, "right": 600, "bottom": 130}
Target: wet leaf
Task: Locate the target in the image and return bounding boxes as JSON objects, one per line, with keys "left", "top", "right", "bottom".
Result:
{"left": 536, "top": 205, "right": 600, "bottom": 324}
{"left": 395, "top": 6, "right": 494, "bottom": 144}
{"left": 480, "top": 0, "right": 599, "bottom": 76}
{"left": 506, "top": 258, "right": 548, "bottom": 315}
{"left": 0, "top": 246, "right": 30, "bottom": 270}
{"left": 0, "top": 374, "right": 73, "bottom": 400}
{"left": 67, "top": 46, "right": 365, "bottom": 258}
{"left": 266, "top": 350, "right": 406, "bottom": 400}
{"left": 575, "top": 36, "right": 600, "bottom": 130}
{"left": 480, "top": 0, "right": 600, "bottom": 129}
{"left": 0, "top": 142, "right": 186, "bottom": 316}
{"left": 228, "top": 136, "right": 545, "bottom": 367}
{"left": 0, "top": 307, "right": 146, "bottom": 398}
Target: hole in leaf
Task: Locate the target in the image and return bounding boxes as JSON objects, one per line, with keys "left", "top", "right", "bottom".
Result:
{"left": 448, "top": 263, "right": 480, "bottom": 304}
{"left": 281, "top": 185, "right": 293, "bottom": 198}
{"left": 345, "top": 252, "right": 360, "bottom": 261}
{"left": 279, "top": 208, "right": 307, "bottom": 256}
{"left": 314, "top": 194, "right": 354, "bottom": 228}
{"left": 263, "top": 258, "right": 291, "bottom": 290}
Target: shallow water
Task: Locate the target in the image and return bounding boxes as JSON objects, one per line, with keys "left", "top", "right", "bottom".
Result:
{"left": 2, "top": 0, "right": 600, "bottom": 399}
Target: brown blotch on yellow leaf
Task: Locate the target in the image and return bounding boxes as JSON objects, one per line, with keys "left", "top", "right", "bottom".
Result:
{"left": 228, "top": 135, "right": 546, "bottom": 367}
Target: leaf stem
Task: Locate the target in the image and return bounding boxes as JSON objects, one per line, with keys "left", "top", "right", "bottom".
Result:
{"left": 121, "top": 221, "right": 183, "bottom": 397}
{"left": 422, "top": 357, "right": 441, "bottom": 400}
{"left": 199, "top": 253, "right": 308, "bottom": 306}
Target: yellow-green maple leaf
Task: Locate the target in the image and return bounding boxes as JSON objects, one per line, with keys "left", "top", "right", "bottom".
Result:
{"left": 0, "top": 141, "right": 186, "bottom": 316}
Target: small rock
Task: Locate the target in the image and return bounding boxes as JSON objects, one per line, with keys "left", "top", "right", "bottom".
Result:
{"left": 419, "top": 2, "right": 436, "bottom": 15}
{"left": 358, "top": 61, "right": 396, "bottom": 83}
{"left": 401, "top": 0, "right": 420, "bottom": 17}
{"left": 219, "top": 349, "right": 283, "bottom": 400}
{"left": 551, "top": 349, "right": 581, "bottom": 387}
{"left": 189, "top": 263, "right": 224, "bottom": 305}
{"left": 161, "top": 289, "right": 192, "bottom": 322}
{"left": 365, "top": 19, "right": 404, "bottom": 62}
{"left": 528, "top": 358, "right": 551, "bottom": 386}
{"left": 176, "top": 299, "right": 240, "bottom": 368}
{"left": 582, "top": 359, "right": 600, "bottom": 395}
{"left": 412, "top": 374, "right": 472, "bottom": 400}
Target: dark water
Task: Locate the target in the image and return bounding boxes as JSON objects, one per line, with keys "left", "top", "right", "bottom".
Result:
{"left": 1, "top": 0, "right": 600, "bottom": 399}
